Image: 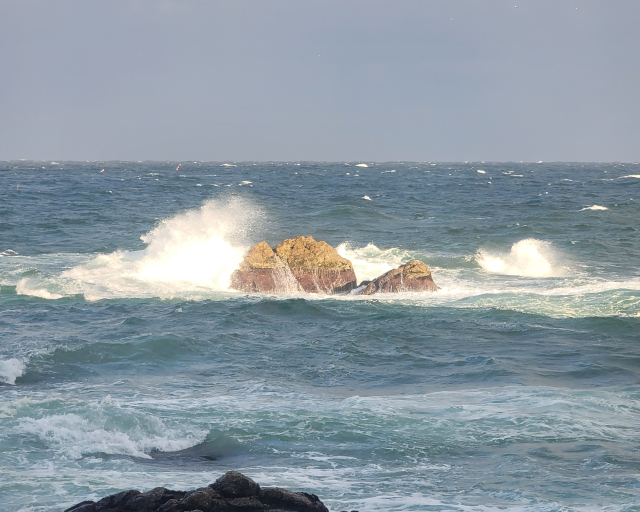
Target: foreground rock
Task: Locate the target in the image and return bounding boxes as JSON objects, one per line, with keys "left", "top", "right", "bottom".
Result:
{"left": 65, "top": 471, "right": 329, "bottom": 512}
{"left": 230, "top": 236, "right": 357, "bottom": 294}
{"left": 358, "top": 260, "right": 438, "bottom": 295}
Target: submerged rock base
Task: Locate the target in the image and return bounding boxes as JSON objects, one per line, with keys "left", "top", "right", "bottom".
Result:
{"left": 65, "top": 471, "right": 329, "bottom": 512}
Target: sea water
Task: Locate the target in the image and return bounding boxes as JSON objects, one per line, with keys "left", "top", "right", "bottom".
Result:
{"left": 0, "top": 161, "right": 639, "bottom": 511}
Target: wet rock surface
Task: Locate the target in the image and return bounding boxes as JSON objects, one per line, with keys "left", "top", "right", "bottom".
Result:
{"left": 230, "top": 237, "right": 439, "bottom": 295}
{"left": 64, "top": 471, "right": 329, "bottom": 512}
{"left": 358, "top": 260, "right": 438, "bottom": 295}
{"left": 230, "top": 236, "right": 357, "bottom": 294}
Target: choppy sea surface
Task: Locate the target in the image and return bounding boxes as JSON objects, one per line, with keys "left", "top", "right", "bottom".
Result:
{"left": 1, "top": 161, "right": 639, "bottom": 512}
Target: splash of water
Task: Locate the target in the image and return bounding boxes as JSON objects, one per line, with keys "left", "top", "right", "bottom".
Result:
{"left": 337, "top": 243, "right": 410, "bottom": 283}
{"left": 476, "top": 239, "right": 566, "bottom": 277}
{"left": 0, "top": 358, "right": 25, "bottom": 385}
{"left": 59, "top": 198, "right": 261, "bottom": 300}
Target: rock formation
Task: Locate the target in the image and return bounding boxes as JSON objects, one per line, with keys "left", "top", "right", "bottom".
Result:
{"left": 65, "top": 471, "right": 329, "bottom": 512}
{"left": 230, "top": 236, "right": 358, "bottom": 294}
{"left": 230, "top": 237, "right": 439, "bottom": 296}
{"left": 357, "top": 260, "right": 438, "bottom": 295}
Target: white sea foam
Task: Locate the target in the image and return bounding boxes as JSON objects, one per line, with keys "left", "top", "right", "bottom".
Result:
{"left": 19, "top": 399, "right": 206, "bottom": 459}
{"left": 0, "top": 358, "right": 25, "bottom": 385}
{"left": 620, "top": 175, "right": 640, "bottom": 178}
{"left": 476, "top": 239, "right": 566, "bottom": 277}
{"left": 58, "top": 198, "right": 260, "bottom": 300}
{"left": 16, "top": 279, "right": 63, "bottom": 299}
{"left": 337, "top": 243, "right": 409, "bottom": 283}
{"left": 580, "top": 205, "right": 608, "bottom": 211}
{"left": 355, "top": 163, "right": 368, "bottom": 168}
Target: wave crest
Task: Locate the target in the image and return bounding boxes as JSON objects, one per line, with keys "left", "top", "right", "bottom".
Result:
{"left": 476, "top": 239, "right": 567, "bottom": 277}
{"left": 19, "top": 396, "right": 206, "bottom": 459}
{"left": 337, "top": 243, "right": 410, "bottom": 283}
{"left": 0, "top": 358, "right": 25, "bottom": 385}
{"left": 58, "top": 198, "right": 261, "bottom": 300}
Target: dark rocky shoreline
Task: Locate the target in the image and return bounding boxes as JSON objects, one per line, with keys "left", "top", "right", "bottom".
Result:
{"left": 64, "top": 471, "right": 344, "bottom": 512}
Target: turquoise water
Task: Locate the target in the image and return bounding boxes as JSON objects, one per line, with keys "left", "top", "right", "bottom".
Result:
{"left": 0, "top": 161, "right": 639, "bottom": 511}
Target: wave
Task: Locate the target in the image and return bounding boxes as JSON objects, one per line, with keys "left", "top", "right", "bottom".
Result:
{"left": 18, "top": 396, "right": 206, "bottom": 459}
{"left": 16, "top": 280, "right": 63, "bottom": 299}
{"left": 476, "top": 239, "right": 567, "bottom": 277}
{"left": 580, "top": 205, "right": 608, "bottom": 211}
{"left": 337, "top": 243, "right": 410, "bottom": 283}
{"left": 55, "top": 198, "right": 260, "bottom": 300}
{"left": 0, "top": 358, "right": 25, "bottom": 385}
{"left": 6, "top": 228, "right": 639, "bottom": 317}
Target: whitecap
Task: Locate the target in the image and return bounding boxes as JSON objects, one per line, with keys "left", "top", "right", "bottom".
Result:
{"left": 620, "top": 174, "right": 640, "bottom": 178}
{"left": 337, "top": 243, "right": 410, "bottom": 283}
{"left": 19, "top": 401, "right": 207, "bottom": 459}
{"left": 220, "top": 163, "right": 237, "bottom": 167}
{"left": 476, "top": 239, "right": 567, "bottom": 277}
{"left": 60, "top": 198, "right": 261, "bottom": 300}
{"left": 355, "top": 163, "right": 368, "bottom": 168}
{"left": 0, "top": 358, "right": 25, "bottom": 385}
{"left": 16, "top": 279, "right": 63, "bottom": 299}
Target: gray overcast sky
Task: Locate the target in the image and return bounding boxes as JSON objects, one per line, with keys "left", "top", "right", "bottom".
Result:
{"left": 1, "top": 0, "right": 638, "bottom": 162}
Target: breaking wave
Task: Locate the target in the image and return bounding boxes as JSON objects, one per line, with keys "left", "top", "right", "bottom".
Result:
{"left": 56, "top": 198, "right": 260, "bottom": 300}
{"left": 337, "top": 243, "right": 409, "bottom": 283}
{"left": 580, "top": 205, "right": 608, "bottom": 211}
{"left": 7, "top": 229, "right": 639, "bottom": 317}
{"left": 18, "top": 396, "right": 206, "bottom": 459}
{"left": 0, "top": 358, "right": 25, "bottom": 385}
{"left": 476, "top": 239, "right": 567, "bottom": 277}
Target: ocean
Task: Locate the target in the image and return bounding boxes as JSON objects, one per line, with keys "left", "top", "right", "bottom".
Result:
{"left": 0, "top": 161, "right": 639, "bottom": 511}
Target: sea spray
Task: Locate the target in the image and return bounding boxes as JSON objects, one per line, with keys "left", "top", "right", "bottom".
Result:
{"left": 476, "top": 239, "right": 568, "bottom": 277}
{"left": 0, "top": 358, "right": 25, "bottom": 385}
{"left": 337, "top": 243, "right": 410, "bottom": 283}
{"left": 60, "top": 198, "right": 262, "bottom": 299}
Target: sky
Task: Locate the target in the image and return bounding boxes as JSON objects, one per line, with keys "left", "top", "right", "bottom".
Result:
{"left": 1, "top": 0, "right": 639, "bottom": 162}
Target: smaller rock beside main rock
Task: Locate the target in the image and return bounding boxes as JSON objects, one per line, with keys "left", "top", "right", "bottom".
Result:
{"left": 64, "top": 471, "right": 329, "bottom": 512}
{"left": 358, "top": 260, "right": 439, "bottom": 295}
